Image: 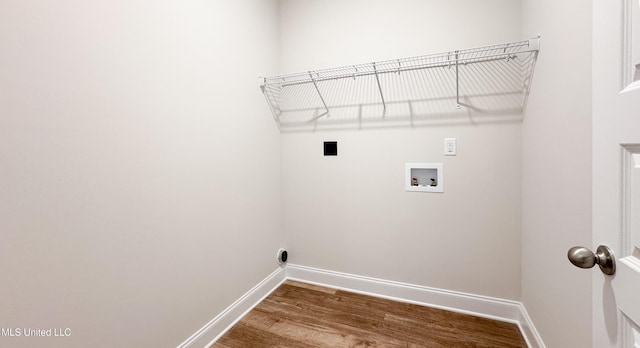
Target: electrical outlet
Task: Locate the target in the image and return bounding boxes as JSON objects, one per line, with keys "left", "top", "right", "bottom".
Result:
{"left": 444, "top": 138, "right": 456, "bottom": 156}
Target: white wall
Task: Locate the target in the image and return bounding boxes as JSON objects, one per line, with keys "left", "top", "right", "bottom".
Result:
{"left": 520, "top": 0, "right": 593, "bottom": 347}
{"left": 279, "top": 0, "right": 524, "bottom": 300}
{"left": 0, "top": 1, "right": 282, "bottom": 347}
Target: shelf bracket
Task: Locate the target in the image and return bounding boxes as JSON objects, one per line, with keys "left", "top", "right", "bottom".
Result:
{"left": 455, "top": 51, "right": 461, "bottom": 109}
{"left": 528, "top": 36, "right": 540, "bottom": 51}
{"left": 309, "top": 72, "right": 330, "bottom": 118}
{"left": 373, "top": 62, "right": 387, "bottom": 115}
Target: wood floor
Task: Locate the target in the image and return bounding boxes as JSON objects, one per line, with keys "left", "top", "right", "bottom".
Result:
{"left": 211, "top": 280, "right": 527, "bottom": 348}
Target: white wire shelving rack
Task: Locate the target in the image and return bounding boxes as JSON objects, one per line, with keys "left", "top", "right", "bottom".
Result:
{"left": 260, "top": 37, "right": 540, "bottom": 131}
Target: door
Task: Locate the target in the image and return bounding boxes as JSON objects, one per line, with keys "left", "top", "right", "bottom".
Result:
{"left": 592, "top": 0, "right": 640, "bottom": 347}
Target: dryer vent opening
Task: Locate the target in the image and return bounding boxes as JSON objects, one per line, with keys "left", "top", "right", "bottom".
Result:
{"left": 277, "top": 248, "right": 288, "bottom": 264}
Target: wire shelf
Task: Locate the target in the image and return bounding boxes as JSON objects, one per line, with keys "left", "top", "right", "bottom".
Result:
{"left": 260, "top": 37, "right": 540, "bottom": 131}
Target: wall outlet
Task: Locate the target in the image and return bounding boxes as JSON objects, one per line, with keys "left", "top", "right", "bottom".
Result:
{"left": 444, "top": 138, "right": 457, "bottom": 156}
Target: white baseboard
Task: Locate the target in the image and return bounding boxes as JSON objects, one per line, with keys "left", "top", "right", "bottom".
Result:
{"left": 178, "top": 264, "right": 544, "bottom": 348}
{"left": 515, "top": 304, "right": 546, "bottom": 348}
{"left": 286, "top": 264, "right": 545, "bottom": 348}
{"left": 176, "top": 266, "right": 287, "bottom": 348}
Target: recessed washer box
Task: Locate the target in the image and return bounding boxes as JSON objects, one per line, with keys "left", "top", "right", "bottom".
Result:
{"left": 405, "top": 163, "right": 443, "bottom": 193}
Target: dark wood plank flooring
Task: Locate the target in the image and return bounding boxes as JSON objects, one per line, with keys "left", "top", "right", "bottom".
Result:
{"left": 212, "top": 280, "right": 527, "bottom": 348}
